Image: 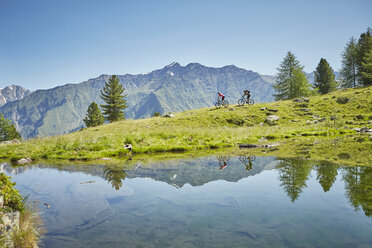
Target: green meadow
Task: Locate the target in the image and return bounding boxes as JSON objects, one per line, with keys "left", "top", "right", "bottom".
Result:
{"left": 1, "top": 86, "right": 371, "bottom": 165}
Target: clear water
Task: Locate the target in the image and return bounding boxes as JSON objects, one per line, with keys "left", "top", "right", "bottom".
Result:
{"left": 1, "top": 155, "right": 371, "bottom": 248}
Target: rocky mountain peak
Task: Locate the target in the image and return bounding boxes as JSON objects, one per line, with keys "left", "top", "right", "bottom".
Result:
{"left": 0, "top": 85, "right": 31, "bottom": 107}
{"left": 164, "top": 62, "right": 181, "bottom": 68}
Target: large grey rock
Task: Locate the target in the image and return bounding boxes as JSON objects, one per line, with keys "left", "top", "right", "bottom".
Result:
{"left": 0, "top": 210, "right": 20, "bottom": 247}
{"left": 0, "top": 139, "right": 21, "bottom": 145}
{"left": 17, "top": 157, "right": 32, "bottom": 165}
{"left": 266, "top": 115, "right": 280, "bottom": 122}
{"left": 163, "top": 113, "right": 175, "bottom": 118}
{"left": 359, "top": 127, "right": 372, "bottom": 133}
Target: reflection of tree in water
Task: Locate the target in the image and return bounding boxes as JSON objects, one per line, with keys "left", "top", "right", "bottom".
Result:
{"left": 343, "top": 167, "right": 372, "bottom": 217}
{"left": 276, "top": 158, "right": 312, "bottom": 202}
{"left": 103, "top": 165, "right": 127, "bottom": 190}
{"left": 315, "top": 161, "right": 339, "bottom": 192}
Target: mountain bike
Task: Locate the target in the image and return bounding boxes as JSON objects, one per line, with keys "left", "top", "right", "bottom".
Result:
{"left": 239, "top": 155, "right": 256, "bottom": 163}
{"left": 217, "top": 155, "right": 230, "bottom": 163}
{"left": 215, "top": 97, "right": 229, "bottom": 109}
{"left": 238, "top": 95, "right": 254, "bottom": 106}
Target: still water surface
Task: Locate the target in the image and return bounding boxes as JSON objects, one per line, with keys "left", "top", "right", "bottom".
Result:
{"left": 1, "top": 155, "right": 371, "bottom": 248}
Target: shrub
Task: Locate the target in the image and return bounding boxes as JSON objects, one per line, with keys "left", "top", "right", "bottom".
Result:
{"left": 226, "top": 118, "right": 245, "bottom": 126}
{"left": 336, "top": 97, "right": 349, "bottom": 104}
{"left": 152, "top": 112, "right": 161, "bottom": 117}
{"left": 0, "top": 173, "right": 24, "bottom": 212}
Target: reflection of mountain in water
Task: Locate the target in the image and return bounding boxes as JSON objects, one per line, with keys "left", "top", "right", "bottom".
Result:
{"left": 127, "top": 156, "right": 278, "bottom": 187}
{"left": 0, "top": 156, "right": 278, "bottom": 188}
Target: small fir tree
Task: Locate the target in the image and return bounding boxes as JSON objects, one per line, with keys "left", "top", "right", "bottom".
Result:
{"left": 100, "top": 75, "right": 128, "bottom": 122}
{"left": 83, "top": 102, "right": 105, "bottom": 127}
{"left": 314, "top": 58, "right": 337, "bottom": 94}
{"left": 0, "top": 113, "right": 21, "bottom": 142}
{"left": 340, "top": 37, "right": 358, "bottom": 88}
{"left": 273, "top": 51, "right": 311, "bottom": 100}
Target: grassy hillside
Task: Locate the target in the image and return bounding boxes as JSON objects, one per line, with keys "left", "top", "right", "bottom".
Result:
{"left": 0, "top": 63, "right": 276, "bottom": 138}
{"left": 0, "top": 86, "right": 371, "bottom": 163}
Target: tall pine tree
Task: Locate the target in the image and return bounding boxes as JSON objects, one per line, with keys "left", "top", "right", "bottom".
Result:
{"left": 83, "top": 102, "right": 105, "bottom": 127}
{"left": 273, "top": 51, "right": 311, "bottom": 100}
{"left": 360, "top": 50, "right": 372, "bottom": 84}
{"left": 100, "top": 75, "right": 128, "bottom": 122}
{"left": 356, "top": 27, "right": 372, "bottom": 86}
{"left": 0, "top": 113, "right": 21, "bottom": 141}
{"left": 314, "top": 58, "right": 337, "bottom": 94}
{"left": 340, "top": 37, "right": 358, "bottom": 88}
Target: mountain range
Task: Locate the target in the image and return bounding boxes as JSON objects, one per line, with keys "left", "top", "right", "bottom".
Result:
{"left": 0, "top": 63, "right": 276, "bottom": 138}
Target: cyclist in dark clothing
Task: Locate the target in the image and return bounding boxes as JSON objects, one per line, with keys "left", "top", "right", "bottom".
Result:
{"left": 244, "top": 90, "right": 251, "bottom": 103}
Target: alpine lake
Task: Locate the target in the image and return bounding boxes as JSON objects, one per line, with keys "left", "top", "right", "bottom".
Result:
{"left": 1, "top": 142, "right": 372, "bottom": 248}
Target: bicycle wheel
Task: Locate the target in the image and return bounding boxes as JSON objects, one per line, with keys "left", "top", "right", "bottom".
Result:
{"left": 239, "top": 156, "right": 247, "bottom": 162}
{"left": 215, "top": 101, "right": 221, "bottom": 109}
{"left": 223, "top": 100, "right": 229, "bottom": 108}
{"left": 238, "top": 99, "right": 245, "bottom": 106}
{"left": 250, "top": 155, "right": 256, "bottom": 161}
{"left": 223, "top": 155, "right": 230, "bottom": 161}
{"left": 248, "top": 99, "right": 254, "bottom": 105}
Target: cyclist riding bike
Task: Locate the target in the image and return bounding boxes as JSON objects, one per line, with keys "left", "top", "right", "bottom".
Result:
{"left": 218, "top": 92, "right": 225, "bottom": 103}
{"left": 243, "top": 90, "right": 251, "bottom": 103}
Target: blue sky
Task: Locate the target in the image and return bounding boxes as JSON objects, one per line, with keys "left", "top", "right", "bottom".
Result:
{"left": 0, "top": 0, "right": 371, "bottom": 90}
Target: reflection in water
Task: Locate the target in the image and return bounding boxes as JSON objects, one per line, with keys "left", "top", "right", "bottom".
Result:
{"left": 1, "top": 155, "right": 372, "bottom": 247}
{"left": 103, "top": 165, "right": 127, "bottom": 190}
{"left": 315, "top": 161, "right": 339, "bottom": 192}
{"left": 343, "top": 166, "right": 372, "bottom": 217}
{"left": 216, "top": 155, "right": 230, "bottom": 170}
{"left": 239, "top": 155, "right": 256, "bottom": 171}
{"left": 276, "top": 158, "right": 312, "bottom": 202}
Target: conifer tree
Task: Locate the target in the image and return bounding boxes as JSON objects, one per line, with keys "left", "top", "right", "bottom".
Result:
{"left": 340, "top": 37, "right": 358, "bottom": 88}
{"left": 314, "top": 58, "right": 337, "bottom": 94}
{"left": 276, "top": 158, "right": 312, "bottom": 202}
{"left": 100, "top": 75, "right": 128, "bottom": 122}
{"left": 0, "top": 113, "right": 21, "bottom": 141}
{"left": 273, "top": 51, "right": 311, "bottom": 100}
{"left": 356, "top": 27, "right": 372, "bottom": 86}
{"left": 315, "top": 161, "right": 338, "bottom": 192}
{"left": 360, "top": 50, "right": 372, "bottom": 84}
{"left": 83, "top": 102, "right": 105, "bottom": 127}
